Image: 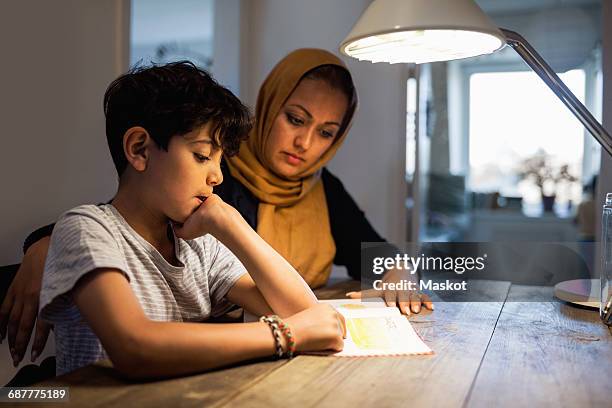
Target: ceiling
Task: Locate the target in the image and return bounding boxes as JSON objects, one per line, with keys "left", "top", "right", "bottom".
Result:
{"left": 475, "top": 0, "right": 600, "bottom": 15}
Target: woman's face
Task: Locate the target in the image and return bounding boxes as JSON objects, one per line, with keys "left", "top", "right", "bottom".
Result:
{"left": 264, "top": 78, "right": 349, "bottom": 178}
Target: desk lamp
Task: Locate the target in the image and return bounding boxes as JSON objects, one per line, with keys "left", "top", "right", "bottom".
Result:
{"left": 339, "top": 0, "right": 610, "bottom": 317}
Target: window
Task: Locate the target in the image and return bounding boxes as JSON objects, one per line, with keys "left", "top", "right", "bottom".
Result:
{"left": 468, "top": 69, "right": 586, "bottom": 215}
{"left": 130, "top": 0, "right": 214, "bottom": 69}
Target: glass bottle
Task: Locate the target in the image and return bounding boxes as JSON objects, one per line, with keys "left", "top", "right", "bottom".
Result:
{"left": 601, "top": 193, "right": 612, "bottom": 325}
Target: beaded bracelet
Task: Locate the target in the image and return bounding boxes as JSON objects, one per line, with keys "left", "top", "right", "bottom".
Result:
{"left": 275, "top": 319, "right": 296, "bottom": 359}
{"left": 259, "top": 315, "right": 296, "bottom": 359}
{"left": 260, "top": 316, "right": 284, "bottom": 358}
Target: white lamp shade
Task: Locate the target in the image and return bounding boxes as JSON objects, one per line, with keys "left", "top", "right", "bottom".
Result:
{"left": 340, "top": 0, "right": 506, "bottom": 64}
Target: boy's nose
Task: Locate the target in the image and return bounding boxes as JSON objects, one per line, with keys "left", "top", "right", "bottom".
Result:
{"left": 207, "top": 165, "right": 223, "bottom": 186}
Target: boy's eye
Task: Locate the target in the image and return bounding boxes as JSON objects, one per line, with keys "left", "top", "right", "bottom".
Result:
{"left": 193, "top": 153, "right": 210, "bottom": 163}
{"left": 287, "top": 113, "right": 304, "bottom": 126}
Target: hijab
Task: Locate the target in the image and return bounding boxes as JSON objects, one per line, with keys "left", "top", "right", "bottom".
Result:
{"left": 226, "top": 48, "right": 357, "bottom": 288}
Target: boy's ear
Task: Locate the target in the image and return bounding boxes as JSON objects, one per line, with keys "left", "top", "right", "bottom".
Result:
{"left": 123, "top": 127, "right": 152, "bottom": 172}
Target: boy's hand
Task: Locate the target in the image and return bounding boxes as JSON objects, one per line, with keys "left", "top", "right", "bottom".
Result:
{"left": 0, "top": 237, "right": 53, "bottom": 366}
{"left": 285, "top": 303, "right": 345, "bottom": 352}
{"left": 174, "top": 194, "right": 239, "bottom": 240}
{"left": 346, "top": 268, "right": 434, "bottom": 315}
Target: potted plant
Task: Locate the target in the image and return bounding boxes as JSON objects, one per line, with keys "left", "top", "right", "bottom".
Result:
{"left": 517, "top": 151, "right": 578, "bottom": 212}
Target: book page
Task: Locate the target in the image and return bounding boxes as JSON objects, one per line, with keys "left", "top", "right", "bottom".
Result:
{"left": 319, "top": 299, "right": 433, "bottom": 357}
{"left": 243, "top": 299, "right": 433, "bottom": 357}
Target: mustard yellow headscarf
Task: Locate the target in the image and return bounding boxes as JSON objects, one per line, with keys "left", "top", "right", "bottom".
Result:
{"left": 226, "top": 48, "right": 357, "bottom": 288}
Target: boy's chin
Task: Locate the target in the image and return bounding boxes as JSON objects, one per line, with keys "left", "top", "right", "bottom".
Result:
{"left": 166, "top": 209, "right": 192, "bottom": 225}
{"left": 165, "top": 203, "right": 200, "bottom": 225}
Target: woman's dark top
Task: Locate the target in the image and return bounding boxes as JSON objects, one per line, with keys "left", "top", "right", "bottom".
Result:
{"left": 23, "top": 159, "right": 387, "bottom": 280}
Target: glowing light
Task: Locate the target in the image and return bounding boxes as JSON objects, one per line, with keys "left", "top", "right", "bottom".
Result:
{"left": 342, "top": 29, "right": 504, "bottom": 64}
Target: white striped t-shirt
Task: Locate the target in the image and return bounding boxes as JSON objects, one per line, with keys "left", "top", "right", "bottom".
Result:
{"left": 39, "top": 204, "right": 247, "bottom": 375}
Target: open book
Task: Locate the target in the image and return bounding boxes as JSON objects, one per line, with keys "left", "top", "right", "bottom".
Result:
{"left": 245, "top": 299, "right": 433, "bottom": 357}
{"left": 318, "top": 299, "right": 433, "bottom": 357}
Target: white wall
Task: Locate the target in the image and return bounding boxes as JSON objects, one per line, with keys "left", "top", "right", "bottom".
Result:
{"left": 0, "top": 0, "right": 129, "bottom": 265}
{"left": 240, "top": 0, "right": 408, "bottom": 246}
{"left": 212, "top": 0, "right": 242, "bottom": 95}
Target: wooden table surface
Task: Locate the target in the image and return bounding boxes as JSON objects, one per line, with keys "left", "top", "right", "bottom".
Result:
{"left": 30, "top": 280, "right": 611, "bottom": 408}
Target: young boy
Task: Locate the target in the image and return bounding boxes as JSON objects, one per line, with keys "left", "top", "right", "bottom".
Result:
{"left": 40, "top": 61, "right": 345, "bottom": 378}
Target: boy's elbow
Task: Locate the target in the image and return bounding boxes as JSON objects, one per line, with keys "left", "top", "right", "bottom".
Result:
{"left": 106, "top": 328, "right": 158, "bottom": 379}
{"left": 111, "top": 350, "right": 151, "bottom": 380}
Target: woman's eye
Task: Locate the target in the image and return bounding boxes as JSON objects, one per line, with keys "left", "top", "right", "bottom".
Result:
{"left": 287, "top": 114, "right": 304, "bottom": 126}
{"left": 194, "top": 153, "right": 210, "bottom": 163}
{"left": 321, "top": 129, "right": 335, "bottom": 139}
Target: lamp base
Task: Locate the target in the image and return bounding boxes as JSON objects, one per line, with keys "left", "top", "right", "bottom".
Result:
{"left": 553, "top": 279, "right": 599, "bottom": 308}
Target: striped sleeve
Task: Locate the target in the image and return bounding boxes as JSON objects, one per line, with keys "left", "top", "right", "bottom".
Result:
{"left": 39, "top": 207, "right": 130, "bottom": 324}
{"left": 205, "top": 236, "right": 247, "bottom": 317}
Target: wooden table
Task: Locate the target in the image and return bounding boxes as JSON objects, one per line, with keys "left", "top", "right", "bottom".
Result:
{"left": 30, "top": 280, "right": 611, "bottom": 407}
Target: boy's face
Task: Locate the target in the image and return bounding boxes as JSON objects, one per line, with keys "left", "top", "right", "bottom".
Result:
{"left": 144, "top": 122, "right": 223, "bottom": 223}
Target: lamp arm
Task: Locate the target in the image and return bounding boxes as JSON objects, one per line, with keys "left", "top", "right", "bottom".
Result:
{"left": 501, "top": 28, "right": 612, "bottom": 157}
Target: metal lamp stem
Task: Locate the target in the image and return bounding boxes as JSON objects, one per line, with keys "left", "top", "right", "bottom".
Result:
{"left": 501, "top": 28, "right": 612, "bottom": 157}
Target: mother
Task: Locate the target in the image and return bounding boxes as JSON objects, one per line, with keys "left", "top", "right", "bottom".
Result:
{"left": 223, "top": 48, "right": 363, "bottom": 288}
{"left": 1, "top": 49, "right": 432, "bottom": 367}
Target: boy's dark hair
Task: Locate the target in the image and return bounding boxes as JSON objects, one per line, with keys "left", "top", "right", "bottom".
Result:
{"left": 103, "top": 61, "right": 252, "bottom": 176}
{"left": 303, "top": 64, "right": 358, "bottom": 139}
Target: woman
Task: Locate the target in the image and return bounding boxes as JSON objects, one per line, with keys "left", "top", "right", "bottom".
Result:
{"left": 1, "top": 49, "right": 432, "bottom": 367}
{"left": 222, "top": 48, "right": 361, "bottom": 288}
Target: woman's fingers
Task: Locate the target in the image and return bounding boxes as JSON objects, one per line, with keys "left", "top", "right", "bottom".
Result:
{"left": 397, "top": 300, "right": 411, "bottom": 315}
{"left": 31, "top": 319, "right": 52, "bottom": 362}
{"left": 345, "top": 291, "right": 361, "bottom": 299}
{"left": 396, "top": 287, "right": 411, "bottom": 315}
{"left": 409, "top": 292, "right": 422, "bottom": 314}
{"left": 13, "top": 300, "right": 39, "bottom": 365}
{"left": 421, "top": 293, "right": 434, "bottom": 310}
{"left": 7, "top": 299, "right": 24, "bottom": 365}
{"left": 346, "top": 289, "right": 383, "bottom": 299}
{"left": 383, "top": 289, "right": 396, "bottom": 308}
{"left": 0, "top": 287, "right": 15, "bottom": 342}
{"left": 346, "top": 289, "right": 434, "bottom": 315}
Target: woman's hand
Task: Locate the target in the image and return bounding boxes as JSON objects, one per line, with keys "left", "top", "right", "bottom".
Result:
{"left": 0, "top": 237, "right": 53, "bottom": 366}
{"left": 174, "top": 194, "right": 240, "bottom": 240}
{"left": 285, "top": 303, "right": 345, "bottom": 352}
{"left": 346, "top": 268, "right": 434, "bottom": 316}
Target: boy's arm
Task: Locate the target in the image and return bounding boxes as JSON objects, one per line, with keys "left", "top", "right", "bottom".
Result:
{"left": 225, "top": 274, "right": 273, "bottom": 317}
{"left": 176, "top": 195, "right": 318, "bottom": 317}
{"left": 74, "top": 268, "right": 344, "bottom": 379}
{"left": 74, "top": 268, "right": 284, "bottom": 378}
{"left": 214, "top": 218, "right": 317, "bottom": 317}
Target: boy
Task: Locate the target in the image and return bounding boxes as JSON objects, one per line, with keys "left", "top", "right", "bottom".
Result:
{"left": 40, "top": 61, "right": 345, "bottom": 378}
